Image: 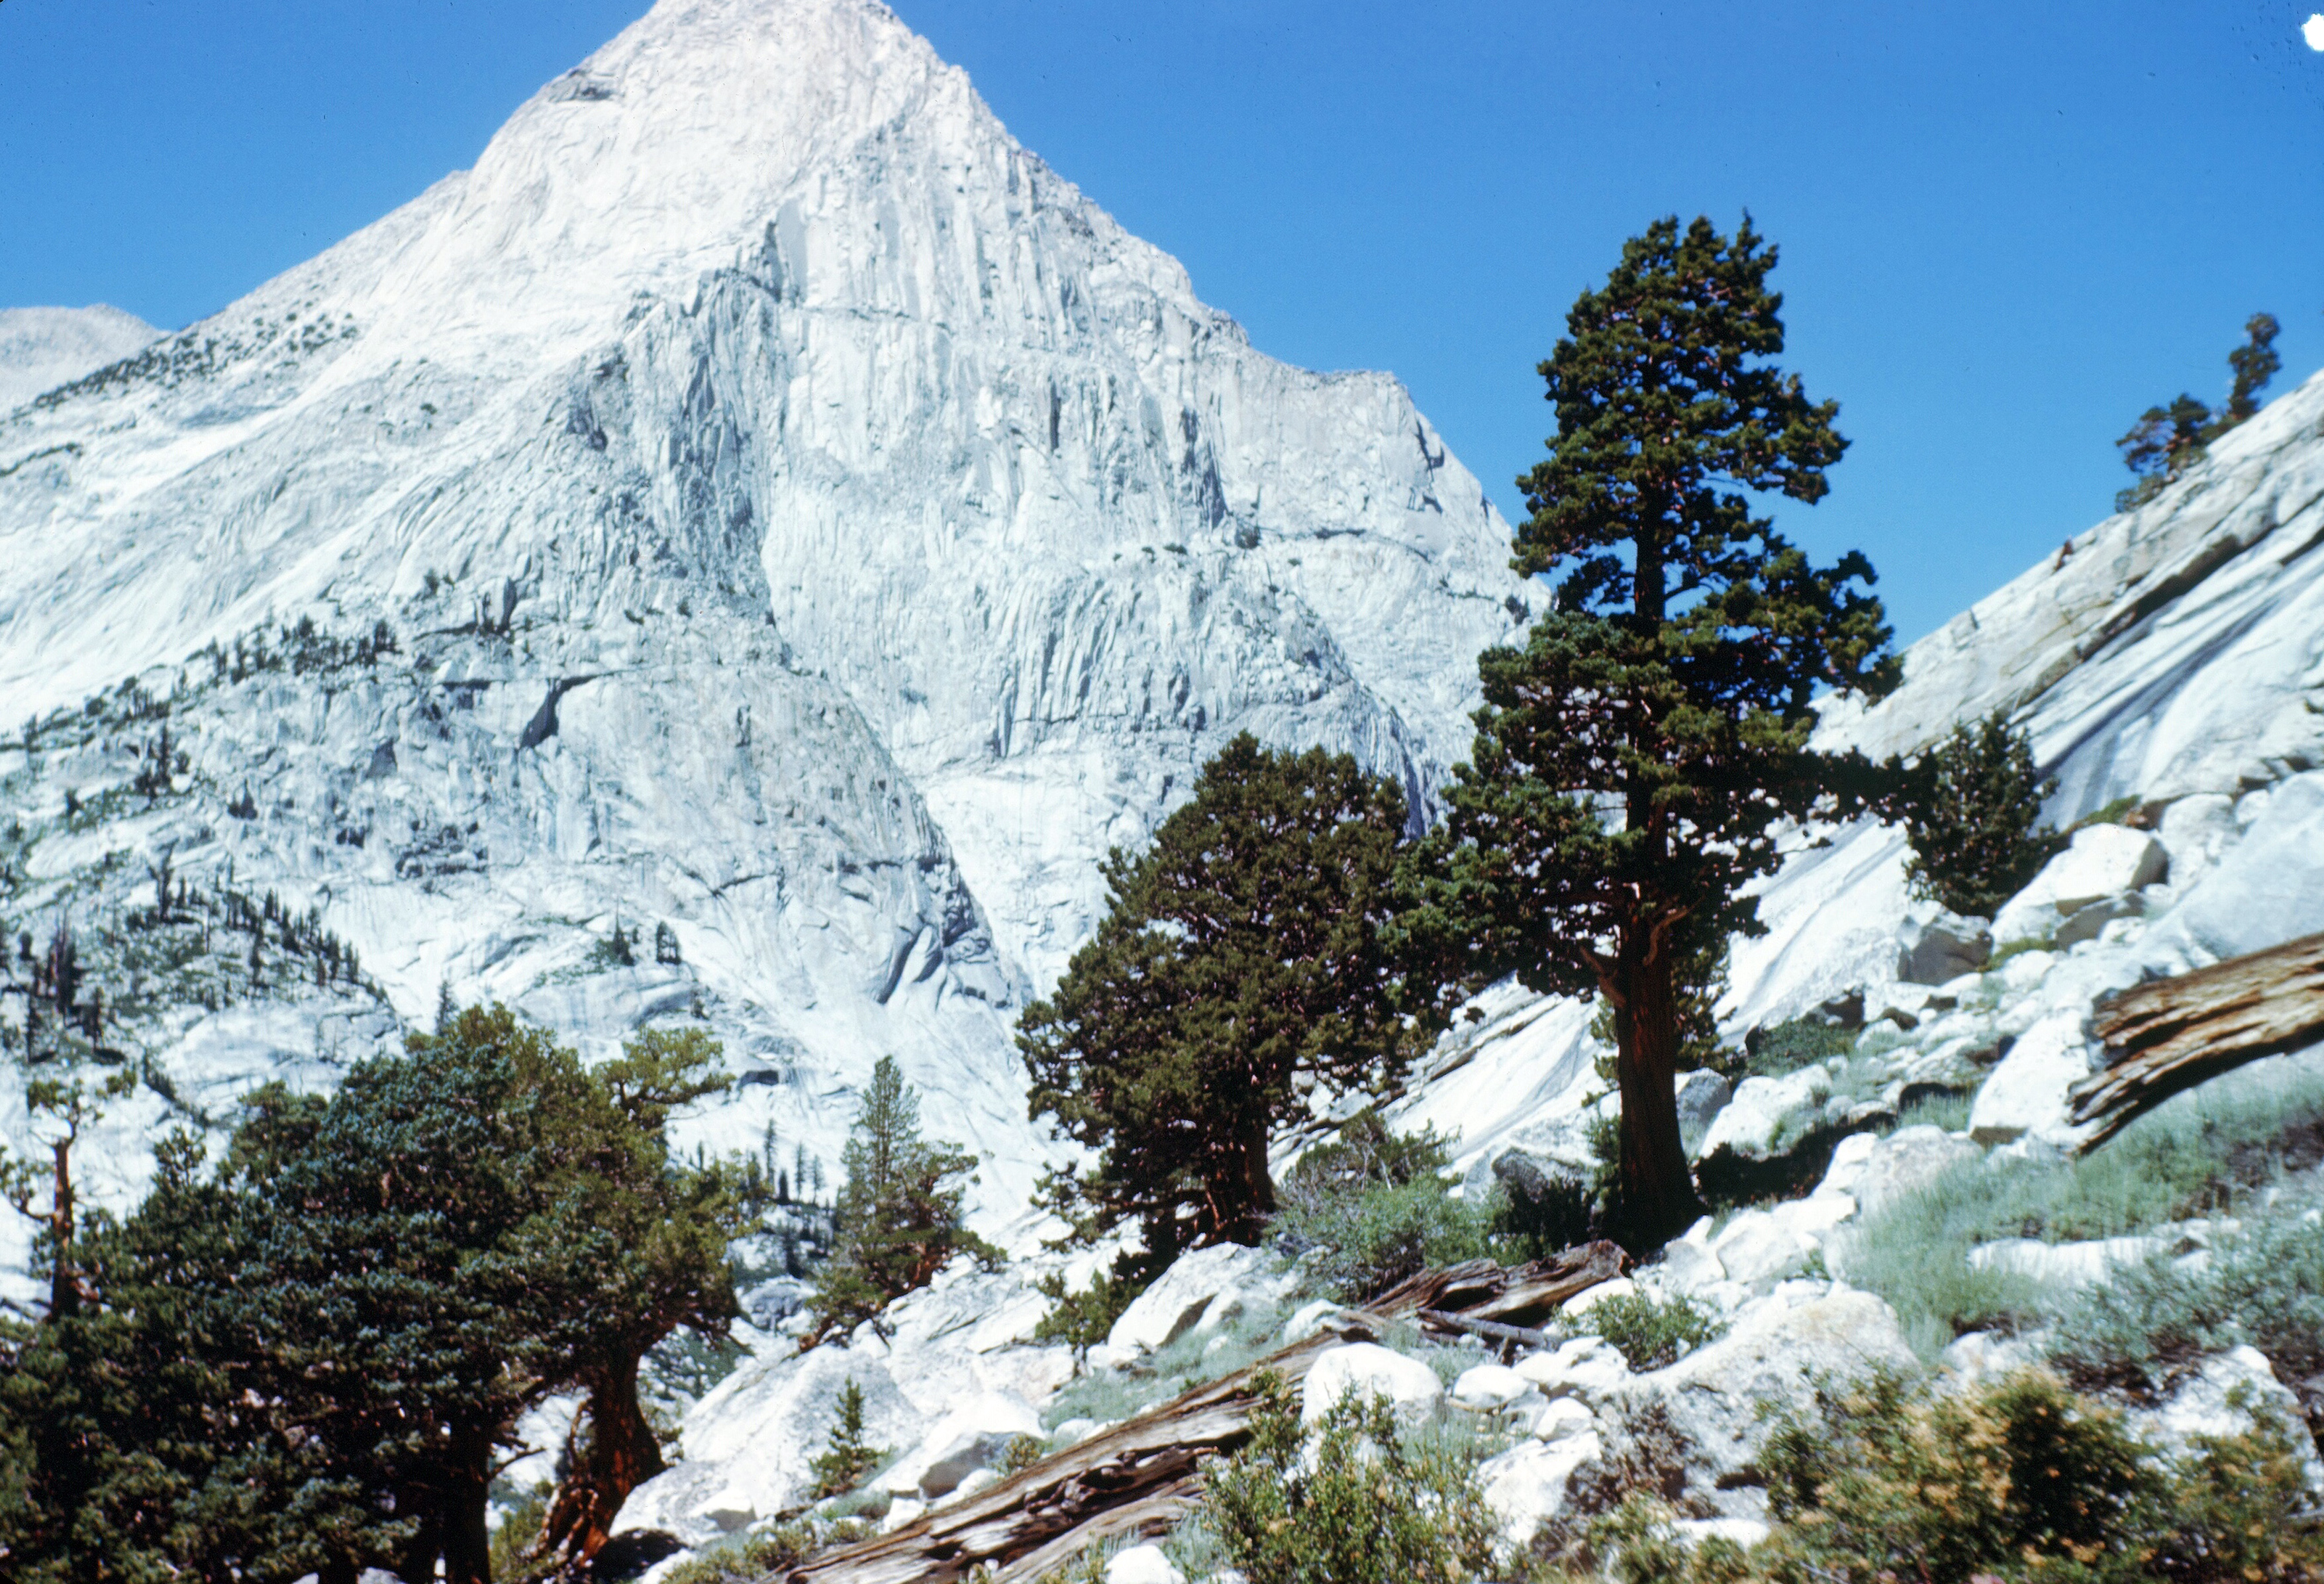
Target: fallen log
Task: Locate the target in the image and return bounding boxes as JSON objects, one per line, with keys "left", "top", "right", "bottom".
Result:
{"left": 1371, "top": 1240, "right": 1628, "bottom": 1328}
{"left": 2068, "top": 930, "right": 2324, "bottom": 1152}
{"left": 1416, "top": 1309, "right": 1551, "bottom": 1351}
{"left": 785, "top": 1244, "right": 1629, "bottom": 1584}
{"left": 781, "top": 1318, "right": 1375, "bottom": 1584}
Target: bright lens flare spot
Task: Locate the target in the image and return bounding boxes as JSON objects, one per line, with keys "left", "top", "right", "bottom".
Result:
{"left": 2304, "top": 13, "right": 2324, "bottom": 50}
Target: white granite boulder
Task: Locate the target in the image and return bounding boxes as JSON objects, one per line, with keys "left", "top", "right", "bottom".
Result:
{"left": 1106, "top": 1243, "right": 1294, "bottom": 1354}
{"left": 1967, "top": 1011, "right": 2094, "bottom": 1145}
{"left": 1105, "top": 1544, "right": 1187, "bottom": 1584}
{"left": 1992, "top": 824, "right": 2168, "bottom": 949}
{"left": 1301, "top": 1342, "right": 1443, "bottom": 1423}
{"left": 1451, "top": 1362, "right": 1537, "bottom": 1411}
{"left": 1478, "top": 1432, "right": 1606, "bottom": 1544}
{"left": 1898, "top": 911, "right": 1993, "bottom": 985}
{"left": 1614, "top": 1283, "right": 1917, "bottom": 1508}
{"left": 881, "top": 1389, "right": 1045, "bottom": 1498}
{"left": 2127, "top": 1346, "right": 2324, "bottom": 1494}
{"left": 1516, "top": 1334, "right": 1634, "bottom": 1405}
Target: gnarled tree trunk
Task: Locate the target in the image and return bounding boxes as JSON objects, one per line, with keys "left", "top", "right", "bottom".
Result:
{"left": 533, "top": 1351, "right": 669, "bottom": 1571}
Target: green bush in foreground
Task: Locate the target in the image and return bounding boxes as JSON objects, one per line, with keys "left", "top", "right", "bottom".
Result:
{"left": 1270, "top": 1111, "right": 1497, "bottom": 1301}
{"left": 1206, "top": 1371, "right": 1502, "bottom": 1584}
{"left": 1576, "top": 1290, "right": 1723, "bottom": 1372}
{"left": 1597, "top": 1367, "right": 2324, "bottom": 1584}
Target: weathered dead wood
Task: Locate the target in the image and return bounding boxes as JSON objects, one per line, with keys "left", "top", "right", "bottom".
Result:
{"left": 1371, "top": 1240, "right": 1628, "bottom": 1328}
{"left": 781, "top": 1319, "right": 1373, "bottom": 1584}
{"left": 783, "top": 1244, "right": 1629, "bottom": 1584}
{"left": 1416, "top": 1309, "right": 1551, "bottom": 1350}
{"left": 2069, "top": 930, "right": 2324, "bottom": 1151}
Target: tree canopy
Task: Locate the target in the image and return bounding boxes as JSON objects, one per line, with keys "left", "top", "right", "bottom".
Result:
{"left": 1896, "top": 710, "right": 2064, "bottom": 919}
{"left": 0, "top": 1007, "right": 758, "bottom": 1584}
{"left": 1406, "top": 214, "right": 1900, "bottom": 1250}
{"left": 1021, "top": 733, "right": 1428, "bottom": 1268}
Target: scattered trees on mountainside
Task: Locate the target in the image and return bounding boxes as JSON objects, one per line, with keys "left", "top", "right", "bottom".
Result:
{"left": 0, "top": 1006, "right": 763, "bottom": 1584}
{"left": 1896, "top": 709, "right": 2064, "bottom": 918}
{"left": 1020, "top": 734, "right": 1439, "bottom": 1279}
{"left": 1404, "top": 215, "right": 1902, "bottom": 1252}
{"left": 2115, "top": 311, "right": 2281, "bottom": 511}
{"left": 804, "top": 1054, "right": 999, "bottom": 1346}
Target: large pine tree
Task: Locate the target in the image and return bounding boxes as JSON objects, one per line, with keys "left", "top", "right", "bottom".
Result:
{"left": 1412, "top": 215, "right": 1900, "bottom": 1251}
{"left": 1020, "top": 733, "right": 1424, "bottom": 1266}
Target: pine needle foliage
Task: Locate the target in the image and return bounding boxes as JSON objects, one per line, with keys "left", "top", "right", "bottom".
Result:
{"left": 1404, "top": 215, "right": 1900, "bottom": 1252}
{"left": 1896, "top": 709, "right": 2064, "bottom": 918}
{"left": 2114, "top": 312, "right": 2281, "bottom": 512}
{"left": 1020, "top": 733, "right": 1428, "bottom": 1266}
{"left": 808, "top": 1380, "right": 884, "bottom": 1500}
{"left": 806, "top": 1056, "right": 998, "bottom": 1344}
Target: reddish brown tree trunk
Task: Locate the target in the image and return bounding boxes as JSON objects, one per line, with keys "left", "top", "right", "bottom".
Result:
{"left": 534, "top": 1354, "right": 668, "bottom": 1569}
{"left": 1608, "top": 938, "right": 1706, "bottom": 1254}
{"left": 47, "top": 1136, "right": 77, "bottom": 1320}
{"left": 1219, "top": 1099, "right": 1277, "bottom": 1245}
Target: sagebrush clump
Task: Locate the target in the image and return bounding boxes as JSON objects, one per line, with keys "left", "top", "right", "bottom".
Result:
{"left": 1270, "top": 1111, "right": 1496, "bottom": 1300}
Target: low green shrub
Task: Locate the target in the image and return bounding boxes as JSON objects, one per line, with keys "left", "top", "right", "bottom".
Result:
{"left": 1204, "top": 1371, "right": 1502, "bottom": 1584}
{"left": 657, "top": 1522, "right": 819, "bottom": 1584}
{"left": 808, "top": 1379, "right": 884, "bottom": 1499}
{"left": 1271, "top": 1111, "right": 1498, "bottom": 1300}
{"left": 1572, "top": 1369, "right": 2324, "bottom": 1583}
{"left": 999, "top": 1432, "right": 1047, "bottom": 1476}
{"left": 1576, "top": 1291, "right": 1723, "bottom": 1371}
{"left": 1032, "top": 1264, "right": 1145, "bottom": 1349}
{"left": 1738, "top": 1015, "right": 1856, "bottom": 1080}
{"left": 1040, "top": 1302, "right": 1285, "bottom": 1432}
{"left": 2051, "top": 1188, "right": 2324, "bottom": 1398}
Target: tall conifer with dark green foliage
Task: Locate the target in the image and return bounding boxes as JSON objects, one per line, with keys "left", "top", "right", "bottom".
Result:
{"left": 1020, "top": 734, "right": 1425, "bottom": 1269}
{"left": 806, "top": 1055, "right": 998, "bottom": 1343}
{"left": 1896, "top": 710, "right": 2063, "bottom": 918}
{"left": 1408, "top": 215, "right": 1900, "bottom": 1252}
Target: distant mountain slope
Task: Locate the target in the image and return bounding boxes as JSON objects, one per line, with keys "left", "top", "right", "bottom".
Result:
{"left": 0, "top": 0, "right": 1526, "bottom": 1279}
{"left": 0, "top": 304, "right": 159, "bottom": 411}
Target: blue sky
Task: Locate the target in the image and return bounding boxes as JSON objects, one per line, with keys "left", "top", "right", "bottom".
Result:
{"left": 4, "top": 0, "right": 2321, "bottom": 643}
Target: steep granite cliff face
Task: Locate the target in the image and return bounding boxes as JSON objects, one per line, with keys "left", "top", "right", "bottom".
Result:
{"left": 0, "top": 0, "right": 1527, "bottom": 1284}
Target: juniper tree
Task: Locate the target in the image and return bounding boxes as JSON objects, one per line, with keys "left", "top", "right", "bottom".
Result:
{"left": 1895, "top": 710, "right": 2063, "bottom": 918}
{"left": 1409, "top": 215, "right": 1900, "bottom": 1252}
{"left": 1020, "top": 734, "right": 1428, "bottom": 1271}
{"left": 806, "top": 1055, "right": 998, "bottom": 1343}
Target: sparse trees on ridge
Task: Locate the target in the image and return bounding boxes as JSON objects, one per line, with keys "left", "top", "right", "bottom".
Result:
{"left": 2115, "top": 311, "right": 2281, "bottom": 511}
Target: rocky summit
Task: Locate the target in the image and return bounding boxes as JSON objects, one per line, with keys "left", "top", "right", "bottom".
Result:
{"left": 0, "top": 0, "right": 1527, "bottom": 1283}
